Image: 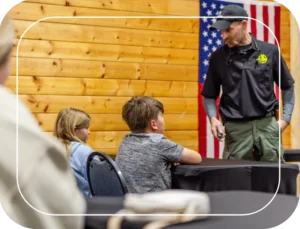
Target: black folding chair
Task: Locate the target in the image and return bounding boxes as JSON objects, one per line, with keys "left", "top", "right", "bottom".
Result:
{"left": 86, "top": 152, "right": 128, "bottom": 197}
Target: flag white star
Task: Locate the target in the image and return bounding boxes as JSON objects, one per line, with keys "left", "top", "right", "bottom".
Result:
{"left": 203, "top": 60, "right": 209, "bottom": 66}
{"left": 211, "top": 18, "right": 217, "bottom": 23}
{"left": 207, "top": 24, "right": 211, "bottom": 30}
{"left": 208, "top": 53, "right": 211, "bottom": 57}
{"left": 202, "top": 31, "right": 208, "bottom": 37}
{"left": 203, "top": 74, "right": 207, "bottom": 80}
{"left": 208, "top": 39, "right": 212, "bottom": 45}
{"left": 212, "top": 32, "right": 217, "bottom": 38}
{"left": 202, "top": 2, "right": 207, "bottom": 9}
{"left": 216, "top": 39, "right": 222, "bottom": 45}
{"left": 220, "top": 4, "right": 225, "bottom": 9}
{"left": 211, "top": 3, "right": 216, "bottom": 9}
{"left": 206, "top": 10, "right": 212, "bottom": 16}
{"left": 212, "top": 46, "right": 217, "bottom": 52}
{"left": 203, "top": 45, "right": 209, "bottom": 52}
{"left": 202, "top": 18, "right": 208, "bottom": 23}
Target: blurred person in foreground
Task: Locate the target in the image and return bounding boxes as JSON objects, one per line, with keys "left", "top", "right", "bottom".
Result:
{"left": 0, "top": 16, "right": 85, "bottom": 229}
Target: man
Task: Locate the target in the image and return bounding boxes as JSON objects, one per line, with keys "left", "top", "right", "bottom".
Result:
{"left": 0, "top": 16, "right": 85, "bottom": 228}
{"left": 201, "top": 5, "right": 295, "bottom": 162}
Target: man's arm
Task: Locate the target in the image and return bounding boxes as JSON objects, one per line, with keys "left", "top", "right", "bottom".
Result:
{"left": 203, "top": 97, "right": 225, "bottom": 140}
{"left": 272, "top": 47, "right": 295, "bottom": 132}
{"left": 278, "top": 85, "right": 295, "bottom": 132}
{"left": 203, "top": 97, "right": 217, "bottom": 118}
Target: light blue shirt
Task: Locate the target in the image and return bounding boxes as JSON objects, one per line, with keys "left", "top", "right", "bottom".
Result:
{"left": 70, "top": 141, "right": 93, "bottom": 197}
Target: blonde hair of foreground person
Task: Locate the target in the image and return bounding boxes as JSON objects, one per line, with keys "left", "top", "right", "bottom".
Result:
{"left": 0, "top": 16, "right": 86, "bottom": 229}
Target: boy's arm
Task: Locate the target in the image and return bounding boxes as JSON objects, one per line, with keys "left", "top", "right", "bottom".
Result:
{"left": 179, "top": 148, "right": 202, "bottom": 164}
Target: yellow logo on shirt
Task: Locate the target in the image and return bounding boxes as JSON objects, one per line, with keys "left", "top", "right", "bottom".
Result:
{"left": 257, "top": 54, "right": 268, "bottom": 64}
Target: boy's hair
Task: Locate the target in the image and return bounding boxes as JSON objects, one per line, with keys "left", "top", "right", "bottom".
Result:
{"left": 53, "top": 107, "right": 91, "bottom": 155}
{"left": 122, "top": 96, "right": 164, "bottom": 132}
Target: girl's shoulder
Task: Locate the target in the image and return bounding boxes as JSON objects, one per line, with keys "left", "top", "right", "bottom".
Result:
{"left": 70, "top": 141, "right": 93, "bottom": 155}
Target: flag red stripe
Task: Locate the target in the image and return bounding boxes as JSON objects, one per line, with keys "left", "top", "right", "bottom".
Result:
{"left": 263, "top": 5, "right": 269, "bottom": 42}
{"left": 250, "top": 5, "right": 257, "bottom": 37}
{"left": 274, "top": 6, "right": 281, "bottom": 46}
{"left": 198, "top": 84, "right": 207, "bottom": 158}
{"left": 214, "top": 97, "right": 221, "bottom": 158}
{"left": 214, "top": 138, "right": 219, "bottom": 158}
{"left": 274, "top": 6, "right": 280, "bottom": 99}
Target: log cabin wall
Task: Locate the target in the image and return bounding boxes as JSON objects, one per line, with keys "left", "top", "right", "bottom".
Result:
{"left": 5, "top": 0, "right": 294, "bottom": 157}
{"left": 290, "top": 13, "right": 300, "bottom": 149}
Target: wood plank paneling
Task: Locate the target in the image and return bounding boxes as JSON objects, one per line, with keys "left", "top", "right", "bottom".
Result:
{"left": 26, "top": 0, "right": 200, "bottom": 16}
{"left": 14, "top": 20, "right": 198, "bottom": 49}
{"left": 282, "top": 134, "right": 291, "bottom": 145}
{"left": 8, "top": 2, "right": 199, "bottom": 33}
{"left": 280, "top": 41, "right": 290, "bottom": 56}
{"left": 10, "top": 57, "right": 198, "bottom": 81}
{"left": 46, "top": 130, "right": 198, "bottom": 148}
{"left": 20, "top": 95, "right": 198, "bottom": 114}
{"left": 281, "top": 10, "right": 290, "bottom": 25}
{"left": 290, "top": 13, "right": 300, "bottom": 149}
{"left": 13, "top": 39, "right": 198, "bottom": 65}
{"left": 6, "top": 76, "right": 198, "bottom": 97}
{"left": 34, "top": 113, "right": 198, "bottom": 131}
{"left": 287, "top": 162, "right": 300, "bottom": 197}
{"left": 280, "top": 6, "right": 292, "bottom": 149}
{"left": 86, "top": 130, "right": 198, "bottom": 148}
{"left": 281, "top": 26, "right": 290, "bottom": 40}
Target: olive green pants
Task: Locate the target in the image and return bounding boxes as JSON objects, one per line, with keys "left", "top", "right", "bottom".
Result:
{"left": 222, "top": 116, "right": 284, "bottom": 162}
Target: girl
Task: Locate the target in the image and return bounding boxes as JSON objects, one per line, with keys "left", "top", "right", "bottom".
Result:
{"left": 54, "top": 107, "right": 93, "bottom": 197}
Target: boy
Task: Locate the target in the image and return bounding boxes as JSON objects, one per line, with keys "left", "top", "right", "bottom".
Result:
{"left": 116, "top": 96, "right": 202, "bottom": 193}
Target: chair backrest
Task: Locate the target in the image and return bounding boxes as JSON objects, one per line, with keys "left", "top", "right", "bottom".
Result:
{"left": 86, "top": 152, "right": 128, "bottom": 197}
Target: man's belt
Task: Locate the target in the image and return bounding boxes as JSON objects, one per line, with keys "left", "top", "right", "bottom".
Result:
{"left": 221, "top": 111, "right": 276, "bottom": 123}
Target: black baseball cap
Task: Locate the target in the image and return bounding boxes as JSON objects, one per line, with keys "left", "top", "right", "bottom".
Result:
{"left": 209, "top": 4, "right": 248, "bottom": 31}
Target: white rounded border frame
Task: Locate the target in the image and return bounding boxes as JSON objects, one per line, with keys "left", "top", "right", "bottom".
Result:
{"left": 0, "top": 0, "right": 298, "bottom": 229}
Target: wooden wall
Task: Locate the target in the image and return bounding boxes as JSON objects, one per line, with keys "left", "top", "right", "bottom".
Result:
{"left": 6, "top": 0, "right": 200, "bottom": 156}
{"left": 256, "top": 0, "right": 291, "bottom": 149}
{"left": 273, "top": 3, "right": 292, "bottom": 149}
{"left": 5, "top": 0, "right": 294, "bottom": 156}
{"left": 290, "top": 13, "right": 300, "bottom": 149}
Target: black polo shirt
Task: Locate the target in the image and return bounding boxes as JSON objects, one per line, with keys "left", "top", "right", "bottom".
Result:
{"left": 201, "top": 35, "right": 294, "bottom": 121}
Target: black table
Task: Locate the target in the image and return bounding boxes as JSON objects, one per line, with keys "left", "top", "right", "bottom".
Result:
{"left": 285, "top": 149, "right": 300, "bottom": 162}
{"left": 171, "top": 158, "right": 299, "bottom": 195}
{"left": 85, "top": 191, "right": 299, "bottom": 229}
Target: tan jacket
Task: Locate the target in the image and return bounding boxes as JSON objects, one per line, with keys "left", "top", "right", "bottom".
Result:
{"left": 0, "top": 86, "right": 86, "bottom": 229}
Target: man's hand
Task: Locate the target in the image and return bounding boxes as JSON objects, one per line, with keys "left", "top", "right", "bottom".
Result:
{"left": 209, "top": 117, "right": 225, "bottom": 141}
{"left": 277, "top": 120, "right": 288, "bottom": 133}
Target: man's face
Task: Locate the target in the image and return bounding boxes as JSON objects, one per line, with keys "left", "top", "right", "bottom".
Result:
{"left": 221, "top": 21, "right": 245, "bottom": 48}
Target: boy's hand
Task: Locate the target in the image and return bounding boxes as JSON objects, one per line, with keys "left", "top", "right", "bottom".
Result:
{"left": 168, "top": 162, "right": 181, "bottom": 168}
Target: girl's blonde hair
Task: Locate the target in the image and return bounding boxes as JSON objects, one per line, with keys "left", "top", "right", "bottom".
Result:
{"left": 53, "top": 107, "right": 91, "bottom": 156}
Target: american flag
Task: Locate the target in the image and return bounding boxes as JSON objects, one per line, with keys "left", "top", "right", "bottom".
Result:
{"left": 198, "top": 0, "right": 281, "bottom": 158}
